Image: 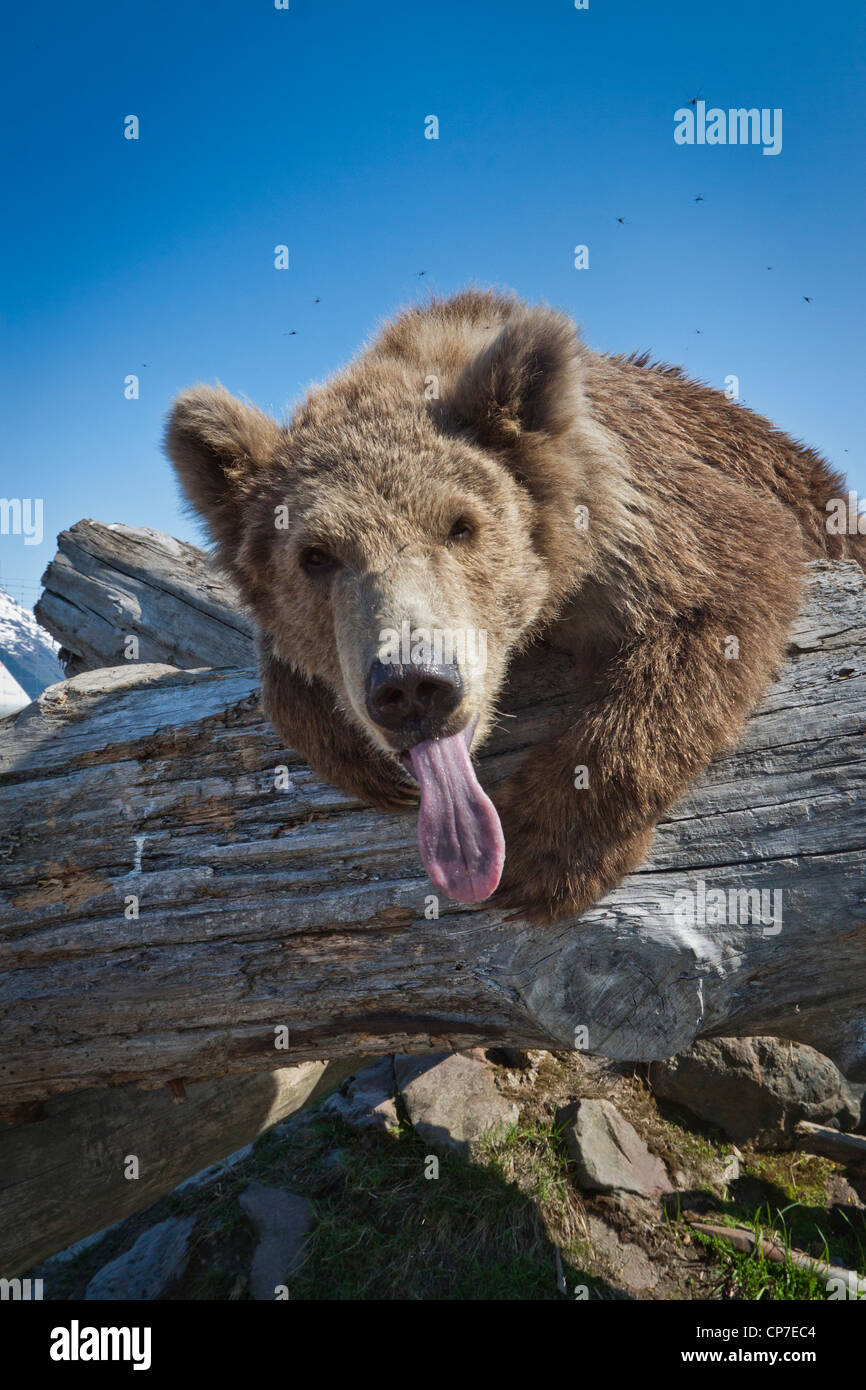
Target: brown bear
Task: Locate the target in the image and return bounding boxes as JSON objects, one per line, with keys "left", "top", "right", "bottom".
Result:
{"left": 165, "top": 289, "right": 865, "bottom": 921}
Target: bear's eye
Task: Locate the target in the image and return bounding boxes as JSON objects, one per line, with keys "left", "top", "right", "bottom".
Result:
{"left": 446, "top": 518, "right": 474, "bottom": 544}
{"left": 300, "top": 546, "right": 339, "bottom": 575}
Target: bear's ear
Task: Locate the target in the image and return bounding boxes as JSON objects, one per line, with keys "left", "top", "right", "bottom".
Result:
{"left": 164, "top": 384, "right": 283, "bottom": 555}
{"left": 449, "top": 305, "right": 582, "bottom": 448}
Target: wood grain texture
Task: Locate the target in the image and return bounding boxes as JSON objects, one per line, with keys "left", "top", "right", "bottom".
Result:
{"left": 0, "top": 1058, "right": 368, "bottom": 1275}
{"left": 794, "top": 1120, "right": 866, "bottom": 1168}
{"left": 2, "top": 560, "right": 864, "bottom": 1116}
{"left": 34, "top": 519, "right": 253, "bottom": 674}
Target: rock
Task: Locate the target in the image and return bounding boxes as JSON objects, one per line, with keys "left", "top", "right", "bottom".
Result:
{"left": 558, "top": 1099, "right": 672, "bottom": 1197}
{"left": 174, "top": 1143, "right": 254, "bottom": 1192}
{"left": 586, "top": 1215, "right": 658, "bottom": 1292}
{"left": 39, "top": 1220, "right": 121, "bottom": 1270}
{"left": 322, "top": 1056, "right": 398, "bottom": 1133}
{"left": 239, "top": 1182, "right": 314, "bottom": 1300}
{"left": 272, "top": 1108, "right": 317, "bottom": 1138}
{"left": 826, "top": 1173, "right": 864, "bottom": 1211}
{"left": 649, "top": 1038, "right": 860, "bottom": 1147}
{"left": 394, "top": 1052, "right": 519, "bottom": 1156}
{"left": 84, "top": 1217, "right": 196, "bottom": 1300}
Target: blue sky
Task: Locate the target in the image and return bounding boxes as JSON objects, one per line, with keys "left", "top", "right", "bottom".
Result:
{"left": 2, "top": 0, "right": 864, "bottom": 607}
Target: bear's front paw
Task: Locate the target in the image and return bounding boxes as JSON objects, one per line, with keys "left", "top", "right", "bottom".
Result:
{"left": 493, "top": 857, "right": 593, "bottom": 924}
{"left": 492, "top": 795, "right": 594, "bottom": 923}
{"left": 493, "top": 806, "right": 654, "bottom": 924}
{"left": 490, "top": 770, "right": 615, "bottom": 923}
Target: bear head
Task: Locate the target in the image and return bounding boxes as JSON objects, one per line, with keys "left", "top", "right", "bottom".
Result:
{"left": 165, "top": 294, "right": 589, "bottom": 901}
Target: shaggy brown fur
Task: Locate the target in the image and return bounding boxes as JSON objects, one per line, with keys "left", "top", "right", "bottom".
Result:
{"left": 166, "top": 290, "right": 864, "bottom": 921}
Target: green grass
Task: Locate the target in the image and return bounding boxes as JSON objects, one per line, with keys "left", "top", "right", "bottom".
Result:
{"left": 682, "top": 1200, "right": 866, "bottom": 1301}
{"left": 270, "top": 1112, "right": 598, "bottom": 1300}
{"left": 690, "top": 1209, "right": 824, "bottom": 1300}
{"left": 27, "top": 1056, "right": 866, "bottom": 1302}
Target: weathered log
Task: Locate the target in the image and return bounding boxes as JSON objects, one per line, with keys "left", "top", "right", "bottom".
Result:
{"left": 794, "top": 1120, "right": 866, "bottom": 1169}
{"left": 34, "top": 519, "right": 252, "bottom": 674}
{"left": 2, "top": 559, "right": 864, "bottom": 1113}
{"left": 688, "top": 1221, "right": 866, "bottom": 1297}
{"left": 0, "top": 1058, "right": 368, "bottom": 1276}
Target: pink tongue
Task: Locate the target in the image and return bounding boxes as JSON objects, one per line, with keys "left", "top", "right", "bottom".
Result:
{"left": 409, "top": 733, "right": 505, "bottom": 903}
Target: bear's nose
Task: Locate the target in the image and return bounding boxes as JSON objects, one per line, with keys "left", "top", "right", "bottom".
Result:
{"left": 365, "top": 660, "right": 463, "bottom": 736}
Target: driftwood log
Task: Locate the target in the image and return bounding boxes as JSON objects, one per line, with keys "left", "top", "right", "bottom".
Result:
{"left": 794, "top": 1120, "right": 866, "bottom": 1169}
{"left": 1, "top": 552, "right": 864, "bottom": 1271}
{"left": 688, "top": 1221, "right": 866, "bottom": 1298}
{"left": 34, "top": 519, "right": 253, "bottom": 674}
{"left": 0, "top": 1059, "right": 367, "bottom": 1275}
{"left": 2, "top": 556, "right": 864, "bottom": 1099}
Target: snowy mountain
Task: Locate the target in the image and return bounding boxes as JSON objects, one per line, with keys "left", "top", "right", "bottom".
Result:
{"left": 0, "top": 588, "right": 65, "bottom": 715}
